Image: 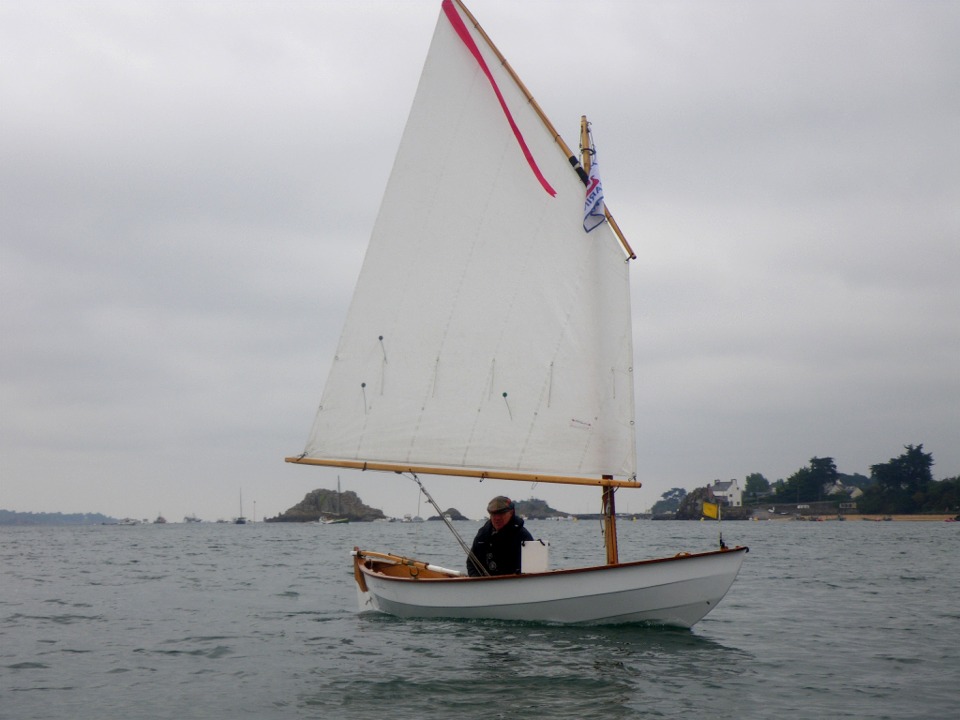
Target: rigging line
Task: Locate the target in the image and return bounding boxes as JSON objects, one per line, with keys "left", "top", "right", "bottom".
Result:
{"left": 600, "top": 485, "right": 618, "bottom": 534}
{"left": 405, "top": 472, "right": 489, "bottom": 576}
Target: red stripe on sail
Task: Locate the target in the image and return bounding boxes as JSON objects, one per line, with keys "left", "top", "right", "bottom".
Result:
{"left": 442, "top": 0, "right": 557, "bottom": 197}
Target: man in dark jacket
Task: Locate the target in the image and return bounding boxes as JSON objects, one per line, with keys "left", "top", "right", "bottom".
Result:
{"left": 467, "top": 496, "right": 533, "bottom": 576}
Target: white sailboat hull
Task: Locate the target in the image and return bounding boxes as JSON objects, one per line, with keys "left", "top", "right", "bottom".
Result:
{"left": 354, "top": 546, "right": 748, "bottom": 628}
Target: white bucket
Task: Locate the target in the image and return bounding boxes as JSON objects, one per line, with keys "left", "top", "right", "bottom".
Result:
{"left": 521, "top": 539, "right": 550, "bottom": 573}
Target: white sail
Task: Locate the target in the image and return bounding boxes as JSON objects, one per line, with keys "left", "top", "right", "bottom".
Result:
{"left": 300, "top": 1, "right": 636, "bottom": 482}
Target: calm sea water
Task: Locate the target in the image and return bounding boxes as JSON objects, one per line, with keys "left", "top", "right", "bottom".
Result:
{"left": 2, "top": 519, "right": 957, "bottom": 719}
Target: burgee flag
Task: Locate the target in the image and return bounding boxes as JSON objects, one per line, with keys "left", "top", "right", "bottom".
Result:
{"left": 702, "top": 501, "right": 720, "bottom": 520}
{"left": 583, "top": 146, "right": 606, "bottom": 233}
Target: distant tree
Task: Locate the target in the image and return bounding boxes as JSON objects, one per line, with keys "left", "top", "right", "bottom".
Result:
{"left": 651, "top": 487, "right": 687, "bottom": 515}
{"left": 810, "top": 457, "right": 839, "bottom": 490}
{"left": 837, "top": 472, "right": 872, "bottom": 490}
{"left": 744, "top": 473, "right": 770, "bottom": 501}
{"left": 780, "top": 467, "right": 813, "bottom": 503}
{"left": 924, "top": 476, "right": 959, "bottom": 513}
{"left": 871, "top": 444, "right": 933, "bottom": 495}
{"left": 775, "top": 457, "right": 837, "bottom": 503}
{"left": 0, "top": 510, "right": 117, "bottom": 526}
{"left": 864, "top": 444, "right": 936, "bottom": 513}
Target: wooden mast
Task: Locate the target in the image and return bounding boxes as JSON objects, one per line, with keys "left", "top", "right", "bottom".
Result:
{"left": 580, "top": 115, "right": 592, "bottom": 175}
{"left": 582, "top": 115, "right": 620, "bottom": 565}
{"left": 602, "top": 484, "right": 619, "bottom": 565}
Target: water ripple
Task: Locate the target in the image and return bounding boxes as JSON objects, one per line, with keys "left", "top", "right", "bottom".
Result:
{"left": 1, "top": 521, "right": 956, "bottom": 719}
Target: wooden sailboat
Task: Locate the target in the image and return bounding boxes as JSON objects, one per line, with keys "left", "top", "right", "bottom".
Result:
{"left": 286, "top": 0, "right": 747, "bottom": 627}
{"left": 320, "top": 477, "right": 349, "bottom": 524}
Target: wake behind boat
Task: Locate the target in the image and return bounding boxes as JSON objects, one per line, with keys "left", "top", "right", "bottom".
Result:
{"left": 286, "top": 0, "right": 747, "bottom": 627}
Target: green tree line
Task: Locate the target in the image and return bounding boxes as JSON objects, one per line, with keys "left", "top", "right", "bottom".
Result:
{"left": 652, "top": 444, "right": 959, "bottom": 516}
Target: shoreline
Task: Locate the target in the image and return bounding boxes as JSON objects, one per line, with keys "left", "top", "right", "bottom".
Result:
{"left": 851, "top": 514, "right": 956, "bottom": 522}
{"left": 764, "top": 513, "right": 957, "bottom": 522}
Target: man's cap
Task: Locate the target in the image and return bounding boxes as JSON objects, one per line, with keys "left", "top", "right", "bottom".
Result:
{"left": 487, "top": 496, "right": 514, "bottom": 514}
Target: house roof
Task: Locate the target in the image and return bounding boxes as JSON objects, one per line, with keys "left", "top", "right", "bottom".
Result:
{"left": 712, "top": 480, "right": 738, "bottom": 492}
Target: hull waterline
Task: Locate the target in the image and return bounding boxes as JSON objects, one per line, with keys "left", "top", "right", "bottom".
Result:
{"left": 354, "top": 546, "right": 748, "bottom": 628}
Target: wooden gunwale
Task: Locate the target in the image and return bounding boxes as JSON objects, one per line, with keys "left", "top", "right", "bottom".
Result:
{"left": 356, "top": 545, "right": 749, "bottom": 583}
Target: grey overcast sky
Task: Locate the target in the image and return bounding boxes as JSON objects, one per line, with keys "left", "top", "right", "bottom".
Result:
{"left": 2, "top": 0, "right": 958, "bottom": 522}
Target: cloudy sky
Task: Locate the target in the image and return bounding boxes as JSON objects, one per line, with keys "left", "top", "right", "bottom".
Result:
{"left": 2, "top": 0, "right": 957, "bottom": 522}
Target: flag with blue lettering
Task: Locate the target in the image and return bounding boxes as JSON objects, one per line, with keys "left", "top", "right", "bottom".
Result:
{"left": 583, "top": 145, "right": 606, "bottom": 233}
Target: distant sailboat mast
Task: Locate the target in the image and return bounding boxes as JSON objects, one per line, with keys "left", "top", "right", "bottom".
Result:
{"left": 235, "top": 489, "right": 247, "bottom": 524}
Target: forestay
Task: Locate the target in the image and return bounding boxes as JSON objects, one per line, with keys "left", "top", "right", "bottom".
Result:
{"left": 296, "top": 0, "right": 636, "bottom": 484}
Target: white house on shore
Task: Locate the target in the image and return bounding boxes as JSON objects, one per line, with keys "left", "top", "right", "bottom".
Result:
{"left": 710, "top": 479, "right": 743, "bottom": 507}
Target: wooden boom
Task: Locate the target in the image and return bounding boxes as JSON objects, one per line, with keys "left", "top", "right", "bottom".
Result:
{"left": 285, "top": 455, "right": 641, "bottom": 489}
